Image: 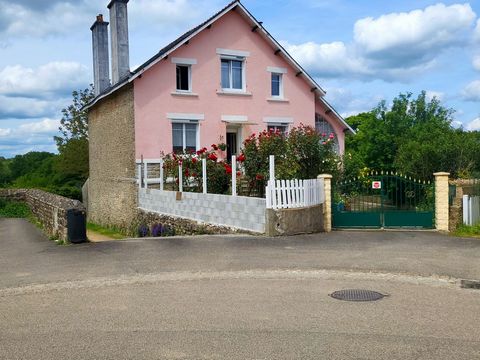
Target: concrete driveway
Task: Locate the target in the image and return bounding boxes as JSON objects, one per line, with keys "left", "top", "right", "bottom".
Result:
{"left": 1, "top": 218, "right": 480, "bottom": 359}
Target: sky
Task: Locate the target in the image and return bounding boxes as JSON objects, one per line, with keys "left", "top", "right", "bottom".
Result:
{"left": 0, "top": 0, "right": 479, "bottom": 158}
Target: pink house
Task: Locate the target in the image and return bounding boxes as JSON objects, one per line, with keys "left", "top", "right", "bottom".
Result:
{"left": 85, "top": 0, "right": 353, "bottom": 228}
{"left": 89, "top": 0, "right": 352, "bottom": 160}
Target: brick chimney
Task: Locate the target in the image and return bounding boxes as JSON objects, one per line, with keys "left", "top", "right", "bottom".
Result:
{"left": 108, "top": 0, "right": 130, "bottom": 84}
{"left": 90, "top": 14, "right": 110, "bottom": 96}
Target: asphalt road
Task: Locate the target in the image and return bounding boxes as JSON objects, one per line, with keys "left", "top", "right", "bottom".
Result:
{"left": 1, "top": 218, "right": 480, "bottom": 359}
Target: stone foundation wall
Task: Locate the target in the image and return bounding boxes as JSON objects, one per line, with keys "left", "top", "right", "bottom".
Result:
{"left": 0, "top": 189, "right": 86, "bottom": 241}
{"left": 135, "top": 209, "right": 247, "bottom": 237}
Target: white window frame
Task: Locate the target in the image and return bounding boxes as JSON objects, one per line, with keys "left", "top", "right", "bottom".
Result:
{"left": 220, "top": 56, "right": 247, "bottom": 93}
{"left": 175, "top": 64, "right": 192, "bottom": 93}
{"left": 267, "top": 123, "right": 289, "bottom": 135}
{"left": 172, "top": 58, "right": 197, "bottom": 94}
{"left": 270, "top": 72, "right": 283, "bottom": 98}
{"left": 171, "top": 121, "right": 200, "bottom": 152}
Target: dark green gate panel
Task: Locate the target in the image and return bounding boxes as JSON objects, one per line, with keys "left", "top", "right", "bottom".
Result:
{"left": 383, "top": 211, "right": 434, "bottom": 229}
{"left": 332, "top": 172, "right": 435, "bottom": 230}
{"left": 333, "top": 211, "right": 381, "bottom": 228}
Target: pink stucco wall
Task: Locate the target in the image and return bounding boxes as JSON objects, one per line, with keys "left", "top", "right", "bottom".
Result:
{"left": 134, "top": 10, "right": 345, "bottom": 159}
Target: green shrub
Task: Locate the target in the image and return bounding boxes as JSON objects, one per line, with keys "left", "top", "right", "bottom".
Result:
{"left": 0, "top": 199, "right": 31, "bottom": 218}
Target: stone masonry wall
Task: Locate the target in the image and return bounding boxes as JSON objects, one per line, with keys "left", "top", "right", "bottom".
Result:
{"left": 0, "top": 189, "right": 86, "bottom": 241}
{"left": 87, "top": 83, "right": 138, "bottom": 230}
{"left": 135, "top": 210, "right": 248, "bottom": 237}
{"left": 138, "top": 189, "right": 266, "bottom": 233}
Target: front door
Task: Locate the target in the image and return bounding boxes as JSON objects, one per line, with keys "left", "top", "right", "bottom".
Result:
{"left": 226, "top": 132, "right": 237, "bottom": 162}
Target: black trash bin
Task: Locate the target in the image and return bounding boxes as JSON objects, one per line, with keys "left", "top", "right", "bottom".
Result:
{"left": 67, "top": 209, "right": 87, "bottom": 244}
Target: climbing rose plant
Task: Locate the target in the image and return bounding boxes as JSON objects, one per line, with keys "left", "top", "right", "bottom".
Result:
{"left": 241, "top": 125, "right": 340, "bottom": 196}
{"left": 162, "top": 144, "right": 236, "bottom": 195}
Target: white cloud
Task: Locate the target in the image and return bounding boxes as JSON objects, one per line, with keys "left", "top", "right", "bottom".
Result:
{"left": 283, "top": 41, "right": 368, "bottom": 78}
{"left": 0, "top": 1, "right": 94, "bottom": 38}
{"left": 474, "top": 19, "right": 480, "bottom": 42}
{"left": 466, "top": 117, "right": 480, "bottom": 131}
{"left": 0, "top": 0, "right": 221, "bottom": 39}
{"left": 354, "top": 3, "right": 475, "bottom": 56}
{"left": 425, "top": 90, "right": 445, "bottom": 102}
{"left": 0, "top": 62, "right": 89, "bottom": 98}
{"left": 0, "top": 118, "right": 60, "bottom": 156}
{"left": 0, "top": 95, "right": 69, "bottom": 119}
{"left": 324, "top": 86, "right": 384, "bottom": 118}
{"left": 285, "top": 3, "right": 477, "bottom": 82}
{"left": 473, "top": 55, "right": 480, "bottom": 71}
{"left": 462, "top": 80, "right": 480, "bottom": 101}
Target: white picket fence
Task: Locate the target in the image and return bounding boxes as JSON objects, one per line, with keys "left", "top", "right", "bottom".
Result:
{"left": 463, "top": 195, "right": 480, "bottom": 226}
{"left": 266, "top": 178, "right": 325, "bottom": 210}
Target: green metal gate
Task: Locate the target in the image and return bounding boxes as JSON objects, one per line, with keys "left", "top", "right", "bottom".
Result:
{"left": 333, "top": 171, "right": 435, "bottom": 229}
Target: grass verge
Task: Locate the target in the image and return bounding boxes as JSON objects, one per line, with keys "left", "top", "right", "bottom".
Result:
{"left": 454, "top": 224, "right": 480, "bottom": 239}
{"left": 87, "top": 222, "right": 126, "bottom": 240}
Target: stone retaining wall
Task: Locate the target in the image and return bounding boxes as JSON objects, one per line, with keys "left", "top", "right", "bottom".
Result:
{"left": 135, "top": 210, "right": 248, "bottom": 237}
{"left": 0, "top": 189, "right": 86, "bottom": 241}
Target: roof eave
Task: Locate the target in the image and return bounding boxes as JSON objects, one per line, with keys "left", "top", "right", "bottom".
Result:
{"left": 236, "top": 2, "right": 326, "bottom": 97}
{"left": 319, "top": 96, "right": 356, "bottom": 134}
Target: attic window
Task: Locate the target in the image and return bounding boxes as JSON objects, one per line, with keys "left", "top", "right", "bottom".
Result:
{"left": 176, "top": 65, "right": 191, "bottom": 92}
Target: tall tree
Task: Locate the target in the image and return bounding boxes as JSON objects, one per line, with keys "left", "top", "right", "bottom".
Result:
{"left": 54, "top": 86, "right": 94, "bottom": 182}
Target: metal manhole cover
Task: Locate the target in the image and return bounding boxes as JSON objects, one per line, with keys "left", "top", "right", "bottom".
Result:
{"left": 330, "top": 289, "right": 386, "bottom": 302}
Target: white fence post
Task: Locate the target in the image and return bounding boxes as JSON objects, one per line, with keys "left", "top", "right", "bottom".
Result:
{"left": 137, "top": 163, "right": 142, "bottom": 189}
{"left": 179, "top": 164, "right": 183, "bottom": 192}
{"left": 232, "top": 155, "right": 237, "bottom": 196}
{"left": 160, "top": 159, "right": 164, "bottom": 191}
{"left": 202, "top": 159, "right": 207, "bottom": 194}
{"left": 143, "top": 160, "right": 149, "bottom": 189}
{"left": 269, "top": 155, "right": 275, "bottom": 182}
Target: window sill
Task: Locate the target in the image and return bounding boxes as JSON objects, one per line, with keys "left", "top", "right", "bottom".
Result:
{"left": 267, "top": 97, "right": 289, "bottom": 103}
{"left": 217, "top": 90, "right": 252, "bottom": 96}
{"left": 171, "top": 91, "right": 199, "bottom": 97}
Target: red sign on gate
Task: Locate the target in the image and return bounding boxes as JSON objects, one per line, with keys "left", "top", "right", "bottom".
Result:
{"left": 372, "top": 181, "right": 382, "bottom": 189}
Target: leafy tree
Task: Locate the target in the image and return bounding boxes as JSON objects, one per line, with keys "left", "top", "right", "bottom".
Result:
{"left": 54, "top": 86, "right": 94, "bottom": 148}
{"left": 54, "top": 86, "right": 94, "bottom": 185}
{"left": 345, "top": 91, "right": 480, "bottom": 179}
{"left": 0, "top": 157, "right": 12, "bottom": 185}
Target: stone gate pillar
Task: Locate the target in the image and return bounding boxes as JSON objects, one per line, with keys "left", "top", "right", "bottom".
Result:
{"left": 318, "top": 174, "right": 333, "bottom": 233}
{"left": 434, "top": 172, "right": 450, "bottom": 232}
